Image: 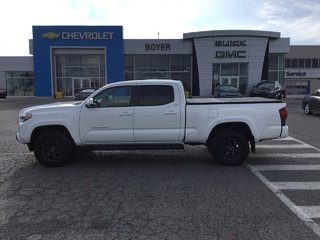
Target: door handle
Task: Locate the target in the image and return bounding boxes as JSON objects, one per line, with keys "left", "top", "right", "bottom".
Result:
{"left": 165, "top": 111, "right": 177, "bottom": 115}
{"left": 119, "top": 112, "right": 132, "bottom": 116}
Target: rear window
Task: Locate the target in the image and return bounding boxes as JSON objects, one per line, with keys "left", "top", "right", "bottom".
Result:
{"left": 137, "top": 85, "right": 174, "bottom": 106}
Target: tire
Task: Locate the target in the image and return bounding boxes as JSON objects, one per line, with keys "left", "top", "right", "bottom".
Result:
{"left": 304, "top": 103, "right": 312, "bottom": 115}
{"left": 209, "top": 129, "right": 249, "bottom": 166}
{"left": 34, "top": 131, "right": 74, "bottom": 167}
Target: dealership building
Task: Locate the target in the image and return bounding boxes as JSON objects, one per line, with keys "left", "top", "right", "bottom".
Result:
{"left": 0, "top": 25, "right": 319, "bottom": 98}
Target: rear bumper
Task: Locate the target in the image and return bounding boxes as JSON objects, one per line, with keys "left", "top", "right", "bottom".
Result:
{"left": 280, "top": 126, "right": 289, "bottom": 138}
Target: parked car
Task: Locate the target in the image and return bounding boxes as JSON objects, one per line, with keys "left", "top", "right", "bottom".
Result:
{"left": 0, "top": 89, "right": 6, "bottom": 99}
{"left": 215, "top": 85, "right": 242, "bottom": 98}
{"left": 249, "top": 80, "right": 286, "bottom": 99}
{"left": 302, "top": 89, "right": 320, "bottom": 115}
{"left": 74, "top": 88, "right": 97, "bottom": 101}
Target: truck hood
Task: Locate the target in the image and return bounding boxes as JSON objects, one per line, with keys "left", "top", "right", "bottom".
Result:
{"left": 20, "top": 101, "right": 81, "bottom": 114}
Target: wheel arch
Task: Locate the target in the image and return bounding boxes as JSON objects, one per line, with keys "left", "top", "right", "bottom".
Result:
{"left": 206, "top": 122, "right": 255, "bottom": 152}
{"left": 29, "top": 125, "right": 75, "bottom": 151}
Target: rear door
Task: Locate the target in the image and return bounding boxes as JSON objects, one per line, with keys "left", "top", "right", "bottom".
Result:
{"left": 133, "top": 84, "right": 183, "bottom": 143}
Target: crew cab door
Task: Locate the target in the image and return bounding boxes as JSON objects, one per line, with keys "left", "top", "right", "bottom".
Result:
{"left": 79, "top": 86, "right": 134, "bottom": 144}
{"left": 133, "top": 85, "right": 183, "bottom": 143}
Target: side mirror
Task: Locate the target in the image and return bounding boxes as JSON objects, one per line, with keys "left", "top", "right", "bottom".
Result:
{"left": 86, "top": 98, "right": 95, "bottom": 108}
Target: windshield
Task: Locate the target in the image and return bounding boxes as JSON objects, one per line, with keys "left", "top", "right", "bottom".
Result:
{"left": 220, "top": 86, "right": 239, "bottom": 92}
{"left": 256, "top": 82, "right": 274, "bottom": 89}
{"left": 81, "top": 89, "right": 96, "bottom": 93}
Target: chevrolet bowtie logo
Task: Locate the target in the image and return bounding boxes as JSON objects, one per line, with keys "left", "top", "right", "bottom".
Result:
{"left": 42, "top": 32, "right": 60, "bottom": 39}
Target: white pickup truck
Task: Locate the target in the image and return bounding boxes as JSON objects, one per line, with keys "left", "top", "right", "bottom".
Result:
{"left": 16, "top": 79, "right": 288, "bottom": 167}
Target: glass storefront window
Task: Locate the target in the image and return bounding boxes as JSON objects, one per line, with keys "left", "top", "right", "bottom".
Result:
{"left": 212, "top": 63, "right": 248, "bottom": 96}
{"left": 268, "top": 54, "right": 285, "bottom": 84}
{"left": 312, "top": 59, "right": 319, "bottom": 68}
{"left": 54, "top": 53, "right": 105, "bottom": 97}
{"left": 305, "top": 59, "right": 311, "bottom": 68}
{"left": 285, "top": 59, "right": 291, "bottom": 68}
{"left": 292, "top": 59, "right": 298, "bottom": 68}
{"left": 6, "top": 72, "right": 34, "bottom": 96}
{"left": 134, "top": 55, "right": 152, "bottom": 79}
{"left": 286, "top": 58, "right": 320, "bottom": 68}
{"left": 298, "top": 59, "right": 305, "bottom": 68}
{"left": 269, "top": 54, "right": 278, "bottom": 70}
{"left": 124, "top": 54, "right": 192, "bottom": 93}
{"left": 240, "top": 63, "right": 248, "bottom": 76}
{"left": 221, "top": 63, "right": 238, "bottom": 76}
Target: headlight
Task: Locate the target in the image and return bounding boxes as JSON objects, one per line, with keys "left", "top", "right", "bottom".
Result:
{"left": 20, "top": 113, "right": 32, "bottom": 122}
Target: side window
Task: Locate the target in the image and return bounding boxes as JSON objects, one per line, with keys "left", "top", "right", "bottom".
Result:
{"left": 93, "top": 86, "right": 132, "bottom": 107}
{"left": 137, "top": 85, "right": 174, "bottom": 106}
{"left": 315, "top": 91, "right": 320, "bottom": 97}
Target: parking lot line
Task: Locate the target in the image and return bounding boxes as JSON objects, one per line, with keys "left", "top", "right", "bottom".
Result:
{"left": 247, "top": 163, "right": 320, "bottom": 237}
{"left": 297, "top": 206, "right": 320, "bottom": 219}
{"left": 252, "top": 153, "right": 320, "bottom": 158}
{"left": 274, "top": 136, "right": 296, "bottom": 141}
{"left": 256, "top": 144, "right": 310, "bottom": 149}
{"left": 247, "top": 135, "right": 320, "bottom": 238}
{"left": 252, "top": 165, "right": 320, "bottom": 171}
{"left": 271, "top": 182, "right": 320, "bottom": 190}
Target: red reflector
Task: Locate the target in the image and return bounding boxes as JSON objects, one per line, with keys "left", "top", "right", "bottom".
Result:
{"left": 279, "top": 107, "right": 288, "bottom": 126}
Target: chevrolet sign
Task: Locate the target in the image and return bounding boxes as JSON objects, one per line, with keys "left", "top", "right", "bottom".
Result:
{"left": 41, "top": 31, "right": 114, "bottom": 40}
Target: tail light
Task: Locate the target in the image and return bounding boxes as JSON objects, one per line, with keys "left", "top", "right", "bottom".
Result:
{"left": 279, "top": 107, "right": 288, "bottom": 126}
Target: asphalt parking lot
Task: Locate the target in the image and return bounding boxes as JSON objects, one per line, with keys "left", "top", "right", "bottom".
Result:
{"left": 1, "top": 97, "right": 320, "bottom": 240}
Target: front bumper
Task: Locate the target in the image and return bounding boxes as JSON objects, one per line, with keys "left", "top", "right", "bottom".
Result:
{"left": 16, "top": 132, "right": 23, "bottom": 143}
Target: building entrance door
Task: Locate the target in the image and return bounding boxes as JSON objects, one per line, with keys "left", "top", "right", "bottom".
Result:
{"left": 73, "top": 78, "right": 94, "bottom": 96}
{"left": 220, "top": 77, "right": 239, "bottom": 88}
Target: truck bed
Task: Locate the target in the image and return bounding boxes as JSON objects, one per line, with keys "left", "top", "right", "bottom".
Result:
{"left": 186, "top": 97, "right": 283, "bottom": 105}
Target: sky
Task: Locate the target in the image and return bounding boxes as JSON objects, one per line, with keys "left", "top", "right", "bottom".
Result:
{"left": 1, "top": 0, "right": 320, "bottom": 56}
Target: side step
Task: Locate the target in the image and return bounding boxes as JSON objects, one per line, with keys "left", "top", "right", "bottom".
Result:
{"left": 79, "top": 144, "right": 185, "bottom": 151}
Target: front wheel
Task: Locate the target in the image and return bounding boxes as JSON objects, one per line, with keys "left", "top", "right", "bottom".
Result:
{"left": 209, "top": 129, "right": 249, "bottom": 166}
{"left": 304, "top": 103, "right": 312, "bottom": 115}
{"left": 34, "top": 131, "right": 74, "bottom": 167}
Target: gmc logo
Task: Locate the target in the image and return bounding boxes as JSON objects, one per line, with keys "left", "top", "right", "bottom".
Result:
{"left": 216, "top": 50, "right": 246, "bottom": 58}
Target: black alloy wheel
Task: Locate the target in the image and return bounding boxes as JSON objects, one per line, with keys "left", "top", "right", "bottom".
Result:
{"left": 210, "top": 129, "right": 249, "bottom": 166}
{"left": 304, "top": 103, "right": 312, "bottom": 115}
{"left": 34, "top": 131, "right": 73, "bottom": 167}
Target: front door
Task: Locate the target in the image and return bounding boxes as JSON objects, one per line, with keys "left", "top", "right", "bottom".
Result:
{"left": 220, "top": 77, "right": 239, "bottom": 88}
{"left": 79, "top": 86, "right": 134, "bottom": 144}
{"left": 310, "top": 90, "right": 320, "bottom": 111}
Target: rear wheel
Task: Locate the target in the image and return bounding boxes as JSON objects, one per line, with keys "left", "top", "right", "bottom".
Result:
{"left": 209, "top": 129, "right": 249, "bottom": 166}
{"left": 34, "top": 131, "right": 74, "bottom": 167}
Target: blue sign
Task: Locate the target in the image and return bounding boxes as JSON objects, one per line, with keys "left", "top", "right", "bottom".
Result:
{"left": 33, "top": 26, "right": 124, "bottom": 96}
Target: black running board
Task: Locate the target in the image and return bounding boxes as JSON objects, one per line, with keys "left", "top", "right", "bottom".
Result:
{"left": 79, "top": 144, "right": 185, "bottom": 151}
